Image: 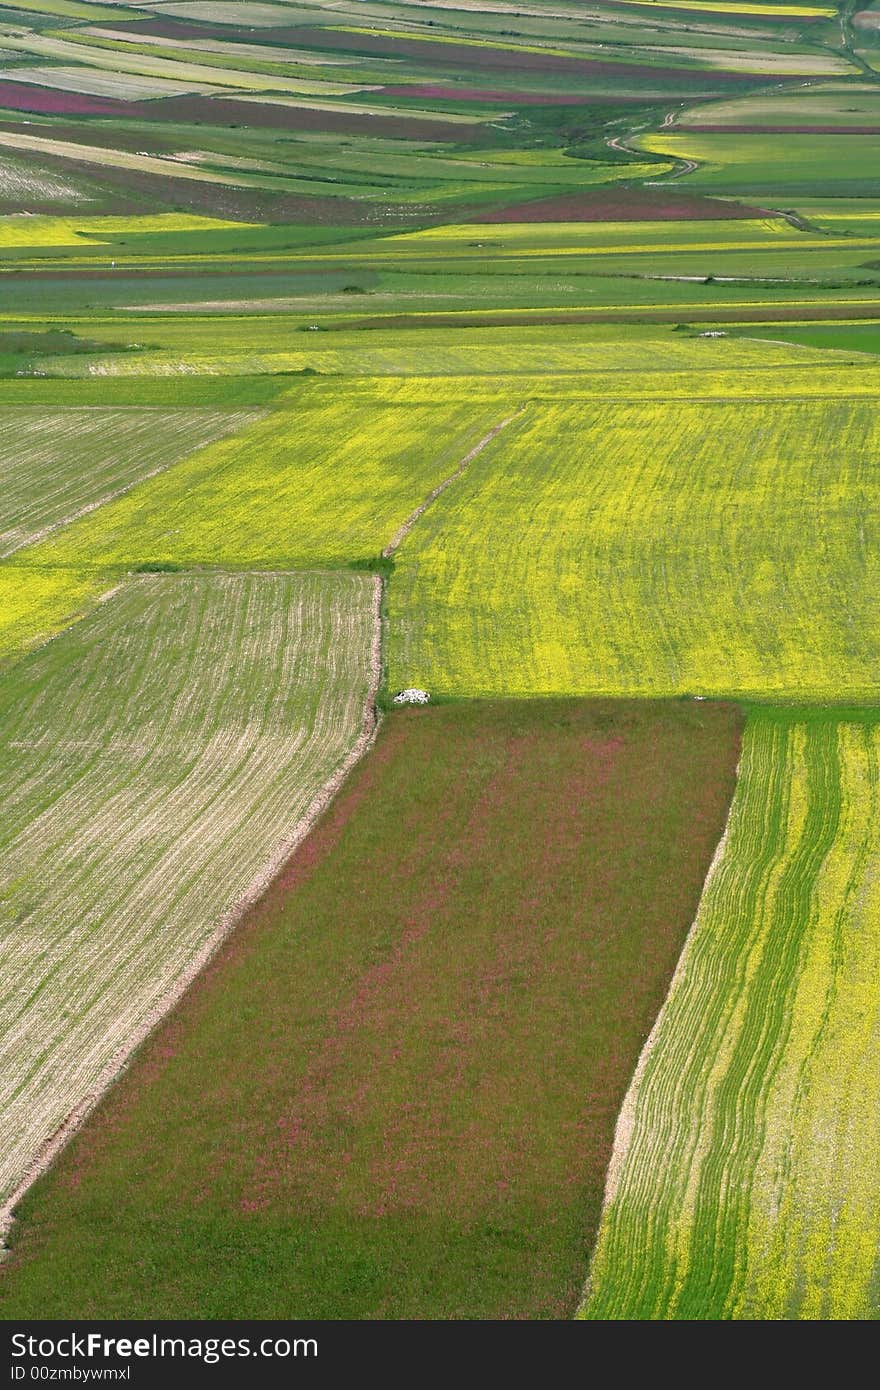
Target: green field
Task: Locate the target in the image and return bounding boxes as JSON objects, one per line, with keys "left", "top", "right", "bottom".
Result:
{"left": 743, "top": 322, "right": 880, "bottom": 356}
{"left": 638, "top": 131, "right": 880, "bottom": 193}
{"left": 0, "top": 0, "right": 879, "bottom": 1327}
{"left": 583, "top": 709, "right": 880, "bottom": 1320}
{"left": 676, "top": 85, "right": 880, "bottom": 127}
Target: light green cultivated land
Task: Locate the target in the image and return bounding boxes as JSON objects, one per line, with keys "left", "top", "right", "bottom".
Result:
{"left": 0, "top": 569, "right": 377, "bottom": 1216}
{"left": 583, "top": 711, "right": 880, "bottom": 1321}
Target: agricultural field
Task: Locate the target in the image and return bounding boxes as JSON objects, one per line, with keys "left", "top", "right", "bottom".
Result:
{"left": 636, "top": 130, "right": 880, "bottom": 193}
{"left": 0, "top": 700, "right": 742, "bottom": 1319}
{"left": 752, "top": 321, "right": 880, "bottom": 354}
{"left": 0, "top": 0, "right": 879, "bottom": 1331}
{"left": 6, "top": 395, "right": 506, "bottom": 570}
{"left": 387, "top": 396, "right": 880, "bottom": 701}
{"left": 583, "top": 710, "right": 880, "bottom": 1320}
{"left": 16, "top": 320, "right": 871, "bottom": 378}
{"left": 5, "top": 204, "right": 880, "bottom": 335}
{"left": 0, "top": 405, "right": 259, "bottom": 555}
{"left": 675, "top": 83, "right": 880, "bottom": 129}
{"left": 0, "top": 569, "right": 379, "bottom": 1219}
{"left": 0, "top": 564, "right": 109, "bottom": 665}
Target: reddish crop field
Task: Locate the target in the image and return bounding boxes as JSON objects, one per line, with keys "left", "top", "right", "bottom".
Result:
{"left": 149, "top": 94, "right": 480, "bottom": 142}
{"left": 0, "top": 83, "right": 144, "bottom": 118}
{"left": 0, "top": 699, "right": 742, "bottom": 1321}
{"left": 475, "top": 188, "right": 768, "bottom": 221}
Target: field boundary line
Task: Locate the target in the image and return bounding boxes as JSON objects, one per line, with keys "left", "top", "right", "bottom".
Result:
{"left": 382, "top": 405, "right": 527, "bottom": 558}
{"left": 540, "top": 393, "right": 880, "bottom": 405}
{"left": 2, "top": 411, "right": 266, "bottom": 561}
{"left": 0, "top": 574, "right": 383, "bottom": 1253}
{"left": 576, "top": 729, "right": 745, "bottom": 1315}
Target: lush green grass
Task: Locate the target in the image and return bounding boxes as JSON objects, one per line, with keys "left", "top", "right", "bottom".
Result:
{"left": 0, "top": 699, "right": 742, "bottom": 1319}
{"left": 0, "top": 569, "right": 378, "bottom": 1216}
{"left": 739, "top": 322, "right": 880, "bottom": 355}
{"left": 387, "top": 394, "right": 880, "bottom": 700}
{"left": 639, "top": 131, "right": 880, "bottom": 193}
{"left": 584, "top": 708, "right": 880, "bottom": 1320}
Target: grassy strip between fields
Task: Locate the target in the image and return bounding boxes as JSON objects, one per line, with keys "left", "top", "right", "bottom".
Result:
{"left": 0, "top": 698, "right": 742, "bottom": 1320}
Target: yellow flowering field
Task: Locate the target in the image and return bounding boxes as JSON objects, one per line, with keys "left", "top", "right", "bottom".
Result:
{"left": 0, "top": 566, "right": 111, "bottom": 666}
{"left": 0, "top": 213, "right": 253, "bottom": 249}
{"left": 388, "top": 397, "right": 880, "bottom": 699}
{"left": 9, "top": 400, "right": 502, "bottom": 571}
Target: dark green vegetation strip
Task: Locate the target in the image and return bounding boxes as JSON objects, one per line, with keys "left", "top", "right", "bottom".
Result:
{"left": 736, "top": 323, "right": 880, "bottom": 357}
{"left": 0, "top": 699, "right": 742, "bottom": 1320}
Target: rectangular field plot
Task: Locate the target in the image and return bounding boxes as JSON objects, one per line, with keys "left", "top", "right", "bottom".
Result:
{"left": 583, "top": 710, "right": 880, "bottom": 1320}
{"left": 0, "top": 570, "right": 378, "bottom": 1216}
{"left": 387, "top": 397, "right": 880, "bottom": 700}
{"left": 0, "top": 407, "right": 260, "bottom": 557}
{"left": 41, "top": 321, "right": 847, "bottom": 379}
{"left": 16, "top": 399, "right": 503, "bottom": 571}
{"left": 0, "top": 699, "right": 742, "bottom": 1319}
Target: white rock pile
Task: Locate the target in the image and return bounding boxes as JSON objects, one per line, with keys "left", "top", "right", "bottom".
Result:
{"left": 393, "top": 688, "right": 431, "bottom": 705}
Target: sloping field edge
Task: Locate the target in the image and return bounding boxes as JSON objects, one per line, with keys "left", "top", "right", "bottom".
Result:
{"left": 576, "top": 732, "right": 744, "bottom": 1314}
{"left": 0, "top": 573, "right": 383, "bottom": 1253}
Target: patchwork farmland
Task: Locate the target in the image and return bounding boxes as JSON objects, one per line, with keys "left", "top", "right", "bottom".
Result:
{"left": 0, "top": 0, "right": 878, "bottom": 1330}
{"left": 0, "top": 700, "right": 742, "bottom": 1319}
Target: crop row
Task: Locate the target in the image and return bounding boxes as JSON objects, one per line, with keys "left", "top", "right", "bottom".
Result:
{"left": 0, "top": 570, "right": 377, "bottom": 1214}
{"left": 583, "top": 711, "right": 880, "bottom": 1319}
